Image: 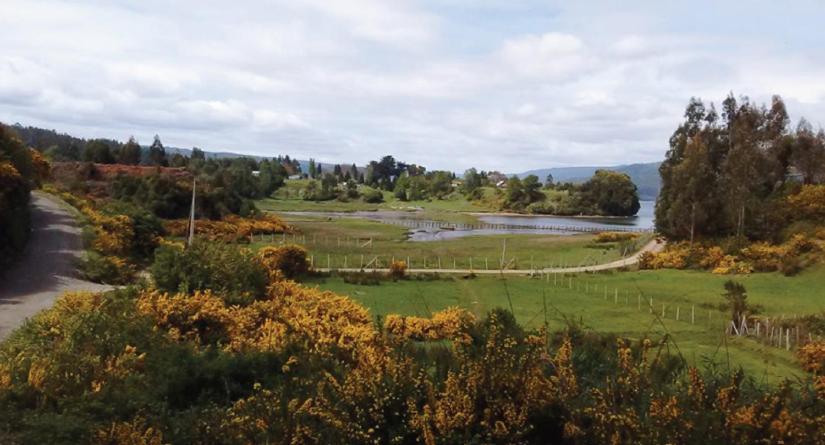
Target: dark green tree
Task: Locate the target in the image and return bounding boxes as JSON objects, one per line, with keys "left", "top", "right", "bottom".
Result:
{"left": 118, "top": 136, "right": 142, "bottom": 165}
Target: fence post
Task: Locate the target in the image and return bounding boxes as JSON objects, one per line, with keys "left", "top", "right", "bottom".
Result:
{"left": 614, "top": 289, "right": 618, "bottom": 304}
{"left": 676, "top": 306, "right": 680, "bottom": 321}
{"left": 649, "top": 297, "right": 653, "bottom": 314}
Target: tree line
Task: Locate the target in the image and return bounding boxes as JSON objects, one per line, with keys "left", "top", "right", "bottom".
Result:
{"left": 656, "top": 94, "right": 825, "bottom": 242}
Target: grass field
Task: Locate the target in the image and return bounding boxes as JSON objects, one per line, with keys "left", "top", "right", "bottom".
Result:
{"left": 252, "top": 215, "right": 645, "bottom": 270}
{"left": 302, "top": 264, "right": 825, "bottom": 382}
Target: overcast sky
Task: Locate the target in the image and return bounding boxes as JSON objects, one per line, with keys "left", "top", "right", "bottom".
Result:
{"left": 2, "top": 0, "right": 824, "bottom": 172}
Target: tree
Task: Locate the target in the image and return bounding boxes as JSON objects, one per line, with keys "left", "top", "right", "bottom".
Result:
{"left": 668, "top": 136, "right": 715, "bottom": 242}
{"left": 428, "top": 171, "right": 452, "bottom": 199}
{"left": 522, "top": 175, "right": 544, "bottom": 204}
{"left": 504, "top": 176, "right": 525, "bottom": 210}
{"left": 191, "top": 147, "right": 205, "bottom": 160}
{"left": 792, "top": 120, "right": 825, "bottom": 184}
{"left": 82, "top": 140, "right": 115, "bottom": 164}
{"left": 462, "top": 168, "right": 482, "bottom": 197}
{"left": 308, "top": 158, "right": 316, "bottom": 179}
{"left": 118, "top": 137, "right": 142, "bottom": 165}
{"left": 544, "top": 173, "right": 554, "bottom": 188}
{"left": 579, "top": 170, "right": 640, "bottom": 216}
{"left": 147, "top": 135, "right": 166, "bottom": 166}
{"left": 722, "top": 280, "right": 749, "bottom": 324}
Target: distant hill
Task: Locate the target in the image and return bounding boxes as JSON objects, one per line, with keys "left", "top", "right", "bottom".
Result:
{"left": 515, "top": 162, "right": 662, "bottom": 200}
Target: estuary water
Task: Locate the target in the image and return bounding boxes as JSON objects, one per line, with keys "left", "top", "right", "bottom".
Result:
{"left": 285, "top": 200, "right": 655, "bottom": 242}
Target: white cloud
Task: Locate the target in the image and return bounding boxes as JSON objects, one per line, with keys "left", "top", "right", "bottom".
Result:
{"left": 0, "top": 0, "right": 824, "bottom": 171}
{"left": 498, "top": 33, "right": 592, "bottom": 79}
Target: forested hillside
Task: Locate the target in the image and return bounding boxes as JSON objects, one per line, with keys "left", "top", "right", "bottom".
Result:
{"left": 517, "top": 162, "right": 661, "bottom": 200}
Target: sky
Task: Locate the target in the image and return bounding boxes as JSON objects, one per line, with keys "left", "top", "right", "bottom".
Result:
{"left": 1, "top": 0, "right": 824, "bottom": 172}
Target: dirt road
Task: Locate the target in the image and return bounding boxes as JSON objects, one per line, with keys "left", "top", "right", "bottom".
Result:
{"left": 0, "top": 191, "right": 111, "bottom": 339}
{"left": 316, "top": 237, "right": 665, "bottom": 275}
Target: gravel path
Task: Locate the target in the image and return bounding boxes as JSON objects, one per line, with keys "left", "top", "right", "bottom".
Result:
{"left": 316, "top": 238, "right": 665, "bottom": 275}
{"left": 0, "top": 191, "right": 111, "bottom": 340}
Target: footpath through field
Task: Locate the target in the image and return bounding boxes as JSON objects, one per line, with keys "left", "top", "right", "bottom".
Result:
{"left": 0, "top": 192, "right": 111, "bottom": 340}
{"left": 316, "top": 238, "right": 665, "bottom": 275}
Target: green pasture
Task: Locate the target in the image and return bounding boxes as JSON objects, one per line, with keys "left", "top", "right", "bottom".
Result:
{"left": 302, "top": 264, "right": 825, "bottom": 382}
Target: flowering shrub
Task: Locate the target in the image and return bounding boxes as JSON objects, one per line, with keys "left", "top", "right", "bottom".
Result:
{"left": 594, "top": 232, "right": 639, "bottom": 243}
{"left": 79, "top": 251, "right": 135, "bottom": 284}
{"left": 3, "top": 277, "right": 825, "bottom": 443}
{"left": 388, "top": 260, "right": 407, "bottom": 280}
{"left": 787, "top": 185, "right": 825, "bottom": 221}
{"left": 257, "top": 244, "right": 309, "bottom": 279}
{"left": 641, "top": 236, "right": 822, "bottom": 275}
{"left": 384, "top": 307, "right": 476, "bottom": 342}
{"left": 163, "top": 214, "right": 289, "bottom": 243}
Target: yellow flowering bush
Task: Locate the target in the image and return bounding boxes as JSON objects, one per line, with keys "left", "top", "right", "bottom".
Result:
{"left": 594, "top": 232, "right": 639, "bottom": 243}
{"left": 388, "top": 260, "right": 407, "bottom": 280}
{"left": 257, "top": 244, "right": 309, "bottom": 279}
{"left": 787, "top": 184, "right": 825, "bottom": 221}
{"left": 136, "top": 282, "right": 377, "bottom": 357}
{"left": 384, "top": 307, "right": 475, "bottom": 342}
{"left": 163, "top": 214, "right": 289, "bottom": 243}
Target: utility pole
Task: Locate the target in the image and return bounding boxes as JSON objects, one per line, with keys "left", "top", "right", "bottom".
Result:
{"left": 187, "top": 177, "right": 196, "bottom": 247}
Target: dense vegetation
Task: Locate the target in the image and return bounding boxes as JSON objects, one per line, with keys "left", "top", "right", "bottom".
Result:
{"left": 657, "top": 94, "right": 824, "bottom": 241}
{"left": 502, "top": 170, "right": 641, "bottom": 216}
{"left": 1, "top": 259, "right": 824, "bottom": 444}
{"left": 649, "top": 95, "right": 825, "bottom": 275}
{"left": 0, "top": 124, "right": 50, "bottom": 268}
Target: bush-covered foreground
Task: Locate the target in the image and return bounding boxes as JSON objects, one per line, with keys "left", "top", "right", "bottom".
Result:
{"left": 1, "top": 272, "right": 824, "bottom": 444}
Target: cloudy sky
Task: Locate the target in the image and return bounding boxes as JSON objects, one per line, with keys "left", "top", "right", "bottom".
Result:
{"left": 1, "top": 0, "right": 824, "bottom": 172}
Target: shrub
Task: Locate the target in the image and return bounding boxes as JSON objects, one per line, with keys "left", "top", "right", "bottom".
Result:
{"left": 594, "top": 231, "right": 639, "bottom": 243}
{"left": 163, "top": 214, "right": 289, "bottom": 243}
{"left": 786, "top": 184, "right": 825, "bottom": 221}
{"left": 361, "top": 188, "right": 383, "bottom": 203}
{"left": 384, "top": 307, "right": 476, "bottom": 342}
{"left": 257, "top": 244, "right": 309, "bottom": 279}
{"left": 388, "top": 260, "right": 407, "bottom": 280}
{"left": 340, "top": 270, "right": 382, "bottom": 285}
{"left": 79, "top": 252, "right": 134, "bottom": 284}
{"left": 151, "top": 241, "right": 268, "bottom": 304}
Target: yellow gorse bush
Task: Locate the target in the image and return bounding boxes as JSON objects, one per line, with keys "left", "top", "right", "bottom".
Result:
{"left": 384, "top": 308, "right": 475, "bottom": 343}
{"left": 594, "top": 232, "right": 639, "bottom": 243}
{"left": 136, "top": 281, "right": 377, "bottom": 357}
{"left": 163, "top": 214, "right": 289, "bottom": 242}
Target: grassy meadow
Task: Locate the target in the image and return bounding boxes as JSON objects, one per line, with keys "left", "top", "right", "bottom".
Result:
{"left": 251, "top": 214, "right": 646, "bottom": 269}
{"left": 303, "top": 264, "right": 825, "bottom": 381}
